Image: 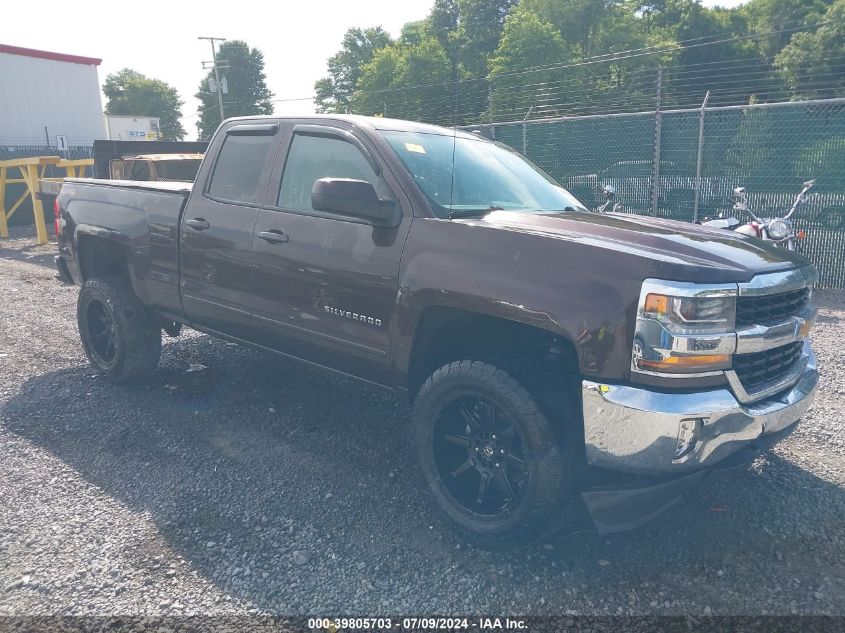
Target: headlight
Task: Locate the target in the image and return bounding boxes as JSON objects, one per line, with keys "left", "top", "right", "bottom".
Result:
{"left": 767, "top": 219, "right": 791, "bottom": 240}
{"left": 642, "top": 293, "right": 735, "bottom": 334}
{"left": 632, "top": 279, "right": 736, "bottom": 376}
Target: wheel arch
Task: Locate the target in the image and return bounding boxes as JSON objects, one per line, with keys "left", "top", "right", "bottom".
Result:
{"left": 76, "top": 233, "right": 132, "bottom": 283}
{"left": 407, "top": 305, "right": 580, "bottom": 399}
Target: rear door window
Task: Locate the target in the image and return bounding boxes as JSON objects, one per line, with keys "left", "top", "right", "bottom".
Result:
{"left": 207, "top": 134, "right": 276, "bottom": 205}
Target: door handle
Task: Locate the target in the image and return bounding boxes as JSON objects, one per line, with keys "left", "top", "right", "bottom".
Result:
{"left": 258, "top": 230, "right": 289, "bottom": 244}
{"left": 186, "top": 218, "right": 210, "bottom": 231}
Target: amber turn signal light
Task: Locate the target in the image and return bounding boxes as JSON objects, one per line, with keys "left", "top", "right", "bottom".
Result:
{"left": 644, "top": 293, "right": 669, "bottom": 316}
{"left": 638, "top": 354, "right": 731, "bottom": 372}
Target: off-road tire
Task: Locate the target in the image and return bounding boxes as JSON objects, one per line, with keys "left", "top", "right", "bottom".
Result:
{"left": 77, "top": 276, "right": 161, "bottom": 382}
{"left": 413, "top": 360, "right": 572, "bottom": 548}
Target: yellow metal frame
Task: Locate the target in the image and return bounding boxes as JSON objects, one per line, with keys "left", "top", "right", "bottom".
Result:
{"left": 54, "top": 158, "right": 95, "bottom": 179}
{"left": 0, "top": 156, "right": 94, "bottom": 244}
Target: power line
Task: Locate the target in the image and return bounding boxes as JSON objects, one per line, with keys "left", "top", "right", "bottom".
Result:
{"left": 185, "top": 20, "right": 836, "bottom": 128}
{"left": 353, "top": 19, "right": 832, "bottom": 98}
{"left": 270, "top": 96, "right": 317, "bottom": 103}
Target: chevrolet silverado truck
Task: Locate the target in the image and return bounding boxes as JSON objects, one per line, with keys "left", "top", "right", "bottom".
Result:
{"left": 54, "top": 115, "right": 819, "bottom": 544}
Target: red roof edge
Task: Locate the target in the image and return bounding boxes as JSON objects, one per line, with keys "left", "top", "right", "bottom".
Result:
{"left": 0, "top": 43, "right": 101, "bottom": 66}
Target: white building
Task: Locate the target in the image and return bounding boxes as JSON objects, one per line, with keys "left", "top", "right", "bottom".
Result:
{"left": 0, "top": 43, "right": 106, "bottom": 147}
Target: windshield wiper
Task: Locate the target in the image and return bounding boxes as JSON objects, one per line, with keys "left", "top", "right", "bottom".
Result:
{"left": 448, "top": 205, "right": 504, "bottom": 219}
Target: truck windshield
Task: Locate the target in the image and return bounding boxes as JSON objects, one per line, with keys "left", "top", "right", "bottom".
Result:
{"left": 381, "top": 130, "right": 587, "bottom": 218}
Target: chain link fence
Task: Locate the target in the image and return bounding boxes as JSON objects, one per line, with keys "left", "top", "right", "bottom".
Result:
{"left": 483, "top": 98, "right": 845, "bottom": 287}
{"left": 0, "top": 145, "right": 94, "bottom": 162}
{"left": 355, "top": 53, "right": 845, "bottom": 288}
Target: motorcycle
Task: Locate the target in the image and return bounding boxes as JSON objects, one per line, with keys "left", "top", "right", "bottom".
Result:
{"left": 701, "top": 179, "right": 815, "bottom": 251}
{"left": 595, "top": 184, "right": 623, "bottom": 213}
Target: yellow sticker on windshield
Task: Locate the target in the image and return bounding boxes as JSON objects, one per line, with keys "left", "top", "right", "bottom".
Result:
{"left": 405, "top": 143, "right": 426, "bottom": 154}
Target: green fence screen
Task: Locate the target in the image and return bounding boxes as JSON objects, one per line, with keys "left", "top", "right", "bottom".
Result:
{"left": 487, "top": 98, "right": 845, "bottom": 288}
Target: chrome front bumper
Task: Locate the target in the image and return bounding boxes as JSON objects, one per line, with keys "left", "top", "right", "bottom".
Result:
{"left": 582, "top": 341, "right": 817, "bottom": 475}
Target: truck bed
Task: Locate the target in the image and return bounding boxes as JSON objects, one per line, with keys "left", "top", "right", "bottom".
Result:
{"left": 66, "top": 177, "right": 193, "bottom": 194}
{"left": 59, "top": 178, "right": 192, "bottom": 316}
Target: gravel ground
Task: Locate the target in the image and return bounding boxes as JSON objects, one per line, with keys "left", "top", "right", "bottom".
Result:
{"left": 1, "top": 227, "right": 844, "bottom": 617}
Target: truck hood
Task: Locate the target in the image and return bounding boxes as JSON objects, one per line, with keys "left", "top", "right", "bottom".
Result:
{"left": 473, "top": 210, "right": 809, "bottom": 282}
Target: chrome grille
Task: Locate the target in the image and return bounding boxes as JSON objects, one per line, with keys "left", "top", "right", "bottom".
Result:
{"left": 733, "top": 341, "right": 804, "bottom": 391}
{"left": 736, "top": 287, "right": 811, "bottom": 327}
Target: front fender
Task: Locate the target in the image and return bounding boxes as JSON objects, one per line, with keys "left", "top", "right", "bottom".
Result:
{"left": 393, "top": 219, "right": 636, "bottom": 381}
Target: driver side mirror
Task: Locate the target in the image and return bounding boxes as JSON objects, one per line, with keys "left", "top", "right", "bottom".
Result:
{"left": 311, "top": 178, "right": 400, "bottom": 228}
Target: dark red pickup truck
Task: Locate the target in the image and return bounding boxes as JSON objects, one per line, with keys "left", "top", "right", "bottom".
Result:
{"left": 55, "top": 115, "right": 818, "bottom": 545}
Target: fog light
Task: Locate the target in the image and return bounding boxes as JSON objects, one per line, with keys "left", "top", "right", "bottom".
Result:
{"left": 674, "top": 418, "right": 703, "bottom": 461}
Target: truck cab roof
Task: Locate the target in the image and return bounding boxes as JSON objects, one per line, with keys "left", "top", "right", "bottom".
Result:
{"left": 222, "top": 113, "right": 482, "bottom": 140}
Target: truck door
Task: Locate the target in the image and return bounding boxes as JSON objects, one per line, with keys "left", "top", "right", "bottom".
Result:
{"left": 180, "top": 123, "right": 281, "bottom": 337}
{"left": 250, "top": 123, "right": 413, "bottom": 385}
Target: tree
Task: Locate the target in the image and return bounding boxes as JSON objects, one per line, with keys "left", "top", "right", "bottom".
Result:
{"left": 523, "top": 0, "right": 629, "bottom": 59}
{"left": 103, "top": 69, "right": 186, "bottom": 140}
{"left": 521, "top": 0, "right": 657, "bottom": 111}
{"left": 430, "top": 0, "right": 462, "bottom": 79}
{"left": 314, "top": 27, "right": 392, "bottom": 113}
{"left": 774, "top": 0, "right": 845, "bottom": 99}
{"left": 430, "top": 0, "right": 460, "bottom": 44}
{"left": 743, "top": 0, "right": 833, "bottom": 60}
{"left": 352, "top": 35, "right": 452, "bottom": 123}
{"left": 636, "top": 0, "right": 760, "bottom": 107}
{"left": 196, "top": 40, "right": 273, "bottom": 140}
{"left": 325, "top": 0, "right": 842, "bottom": 126}
{"left": 353, "top": 45, "right": 404, "bottom": 113}
{"left": 455, "top": 0, "right": 518, "bottom": 77}
{"left": 400, "top": 20, "right": 431, "bottom": 47}
{"left": 488, "top": 7, "right": 574, "bottom": 119}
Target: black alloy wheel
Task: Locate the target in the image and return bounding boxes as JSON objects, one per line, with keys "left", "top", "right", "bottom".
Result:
{"left": 84, "top": 298, "right": 117, "bottom": 366}
{"left": 77, "top": 276, "right": 162, "bottom": 382}
{"left": 433, "top": 394, "right": 529, "bottom": 519}
{"left": 413, "top": 360, "right": 571, "bottom": 546}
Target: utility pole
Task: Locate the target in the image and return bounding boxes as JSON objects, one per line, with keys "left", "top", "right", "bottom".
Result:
{"left": 199, "top": 36, "right": 227, "bottom": 123}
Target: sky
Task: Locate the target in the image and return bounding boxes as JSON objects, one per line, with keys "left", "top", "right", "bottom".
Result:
{"left": 2, "top": 0, "right": 748, "bottom": 139}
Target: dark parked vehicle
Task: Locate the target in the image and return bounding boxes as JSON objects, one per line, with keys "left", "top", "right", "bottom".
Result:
{"left": 567, "top": 160, "right": 733, "bottom": 219}
{"left": 55, "top": 115, "right": 819, "bottom": 545}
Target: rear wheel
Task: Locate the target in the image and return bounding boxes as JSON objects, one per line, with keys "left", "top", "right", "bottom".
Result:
{"left": 77, "top": 276, "right": 161, "bottom": 382}
{"left": 413, "top": 360, "right": 572, "bottom": 547}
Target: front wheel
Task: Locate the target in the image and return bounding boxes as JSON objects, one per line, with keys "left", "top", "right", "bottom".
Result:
{"left": 413, "top": 360, "right": 573, "bottom": 547}
{"left": 77, "top": 276, "right": 162, "bottom": 382}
